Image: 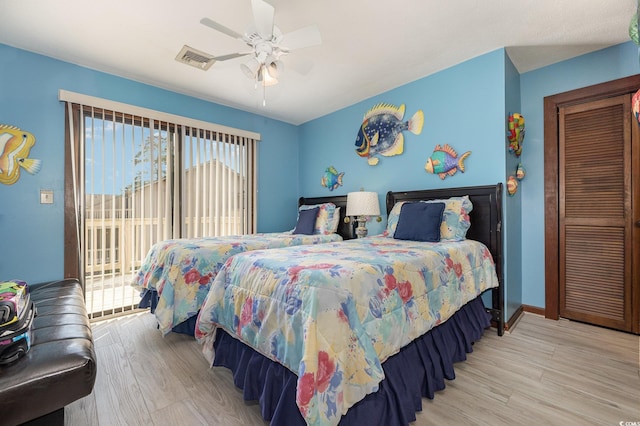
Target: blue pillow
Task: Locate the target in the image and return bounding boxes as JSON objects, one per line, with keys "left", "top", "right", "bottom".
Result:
{"left": 393, "top": 202, "right": 445, "bottom": 242}
{"left": 293, "top": 207, "right": 319, "bottom": 235}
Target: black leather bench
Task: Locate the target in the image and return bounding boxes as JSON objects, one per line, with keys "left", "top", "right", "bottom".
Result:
{"left": 0, "top": 279, "right": 97, "bottom": 426}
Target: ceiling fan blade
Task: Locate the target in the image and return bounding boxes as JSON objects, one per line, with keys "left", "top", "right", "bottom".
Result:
{"left": 280, "top": 24, "right": 322, "bottom": 51}
{"left": 251, "top": 0, "right": 275, "bottom": 40}
{"left": 214, "top": 52, "right": 252, "bottom": 61}
{"left": 200, "top": 17, "right": 244, "bottom": 40}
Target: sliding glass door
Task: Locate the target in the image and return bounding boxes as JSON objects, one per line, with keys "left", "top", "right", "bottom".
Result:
{"left": 63, "top": 92, "right": 258, "bottom": 319}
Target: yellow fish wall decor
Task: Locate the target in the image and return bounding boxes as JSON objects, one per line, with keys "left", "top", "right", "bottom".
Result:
{"left": 0, "top": 124, "right": 41, "bottom": 185}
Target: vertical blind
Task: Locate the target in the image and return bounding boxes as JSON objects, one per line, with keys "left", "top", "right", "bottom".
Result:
{"left": 61, "top": 90, "right": 259, "bottom": 319}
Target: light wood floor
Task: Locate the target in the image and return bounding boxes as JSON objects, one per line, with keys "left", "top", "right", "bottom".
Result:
{"left": 65, "top": 312, "right": 640, "bottom": 425}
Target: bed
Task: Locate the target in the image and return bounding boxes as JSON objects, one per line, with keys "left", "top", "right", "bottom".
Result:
{"left": 194, "top": 183, "right": 504, "bottom": 426}
{"left": 131, "top": 194, "right": 354, "bottom": 335}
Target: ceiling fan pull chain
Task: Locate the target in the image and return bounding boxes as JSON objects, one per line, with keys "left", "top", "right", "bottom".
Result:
{"left": 263, "top": 84, "right": 267, "bottom": 107}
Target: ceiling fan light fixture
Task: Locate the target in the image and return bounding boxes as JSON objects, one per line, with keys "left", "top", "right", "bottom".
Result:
{"left": 200, "top": 0, "right": 322, "bottom": 97}
{"left": 240, "top": 58, "right": 261, "bottom": 79}
{"left": 258, "top": 64, "right": 279, "bottom": 86}
{"left": 266, "top": 58, "right": 283, "bottom": 78}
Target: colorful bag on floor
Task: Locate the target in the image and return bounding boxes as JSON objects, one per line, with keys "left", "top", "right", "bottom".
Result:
{"left": 0, "top": 280, "right": 36, "bottom": 365}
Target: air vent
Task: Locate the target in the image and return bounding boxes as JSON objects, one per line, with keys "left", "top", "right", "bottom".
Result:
{"left": 175, "top": 45, "right": 215, "bottom": 70}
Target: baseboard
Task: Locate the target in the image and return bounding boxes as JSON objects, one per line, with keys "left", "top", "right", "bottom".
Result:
{"left": 504, "top": 305, "right": 524, "bottom": 332}
{"left": 490, "top": 304, "right": 545, "bottom": 333}
{"left": 500, "top": 304, "right": 545, "bottom": 332}
{"left": 522, "top": 304, "right": 545, "bottom": 316}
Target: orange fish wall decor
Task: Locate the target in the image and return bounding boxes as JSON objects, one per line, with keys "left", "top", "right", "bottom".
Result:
{"left": 507, "top": 175, "right": 518, "bottom": 196}
{"left": 0, "top": 124, "right": 41, "bottom": 185}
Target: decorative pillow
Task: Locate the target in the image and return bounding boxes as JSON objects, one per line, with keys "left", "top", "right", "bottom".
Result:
{"left": 423, "top": 196, "right": 473, "bottom": 241}
{"left": 327, "top": 207, "right": 341, "bottom": 234}
{"left": 384, "top": 196, "right": 473, "bottom": 241}
{"left": 383, "top": 201, "right": 406, "bottom": 237}
{"left": 393, "top": 202, "right": 445, "bottom": 242}
{"left": 300, "top": 203, "right": 338, "bottom": 234}
{"left": 293, "top": 207, "right": 319, "bottom": 235}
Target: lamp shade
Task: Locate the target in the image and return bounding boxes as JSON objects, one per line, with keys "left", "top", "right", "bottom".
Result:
{"left": 346, "top": 191, "right": 380, "bottom": 217}
{"left": 240, "top": 58, "right": 261, "bottom": 79}
{"left": 258, "top": 64, "right": 279, "bottom": 86}
{"left": 266, "top": 58, "right": 283, "bottom": 78}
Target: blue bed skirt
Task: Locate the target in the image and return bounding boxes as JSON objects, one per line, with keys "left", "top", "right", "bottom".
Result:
{"left": 138, "top": 289, "right": 197, "bottom": 335}
{"left": 211, "top": 296, "right": 491, "bottom": 425}
{"left": 138, "top": 288, "right": 157, "bottom": 311}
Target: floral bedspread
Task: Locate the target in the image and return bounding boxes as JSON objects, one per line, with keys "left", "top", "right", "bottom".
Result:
{"left": 194, "top": 236, "right": 499, "bottom": 426}
{"left": 131, "top": 232, "right": 342, "bottom": 334}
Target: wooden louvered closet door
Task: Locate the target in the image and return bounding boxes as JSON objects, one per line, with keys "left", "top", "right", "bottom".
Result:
{"left": 559, "top": 94, "right": 634, "bottom": 332}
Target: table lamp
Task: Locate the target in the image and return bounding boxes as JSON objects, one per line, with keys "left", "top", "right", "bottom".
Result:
{"left": 346, "top": 191, "right": 380, "bottom": 238}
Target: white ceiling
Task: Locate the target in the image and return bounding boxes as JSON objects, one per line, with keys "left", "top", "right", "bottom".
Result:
{"left": 0, "top": 0, "right": 636, "bottom": 125}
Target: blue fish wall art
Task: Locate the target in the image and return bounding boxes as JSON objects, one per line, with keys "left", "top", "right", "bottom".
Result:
{"left": 321, "top": 166, "right": 344, "bottom": 191}
{"left": 424, "top": 144, "right": 470, "bottom": 179}
{"left": 354, "top": 103, "right": 424, "bottom": 166}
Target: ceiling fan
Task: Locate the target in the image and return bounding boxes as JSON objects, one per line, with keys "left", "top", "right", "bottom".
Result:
{"left": 201, "top": 0, "right": 322, "bottom": 87}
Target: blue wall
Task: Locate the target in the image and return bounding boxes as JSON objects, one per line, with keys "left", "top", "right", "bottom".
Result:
{"left": 519, "top": 41, "right": 640, "bottom": 308}
{"left": 299, "top": 49, "right": 507, "bottom": 235}
{"left": 0, "top": 43, "right": 300, "bottom": 283}
{"left": 504, "top": 53, "right": 523, "bottom": 317}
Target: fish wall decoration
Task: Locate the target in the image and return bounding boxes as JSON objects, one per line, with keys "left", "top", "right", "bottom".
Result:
{"left": 320, "top": 166, "right": 344, "bottom": 191}
{"left": 0, "top": 124, "right": 41, "bottom": 185}
{"left": 507, "top": 175, "right": 518, "bottom": 196}
{"left": 507, "top": 113, "right": 525, "bottom": 156}
{"left": 354, "top": 103, "right": 424, "bottom": 166}
{"left": 424, "top": 144, "right": 470, "bottom": 179}
{"left": 516, "top": 162, "right": 526, "bottom": 180}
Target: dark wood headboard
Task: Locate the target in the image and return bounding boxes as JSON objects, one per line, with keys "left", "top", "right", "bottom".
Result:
{"left": 386, "top": 183, "right": 504, "bottom": 335}
{"left": 298, "top": 195, "right": 355, "bottom": 240}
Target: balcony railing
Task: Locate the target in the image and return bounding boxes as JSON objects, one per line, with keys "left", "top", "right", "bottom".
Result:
{"left": 84, "top": 215, "right": 243, "bottom": 317}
